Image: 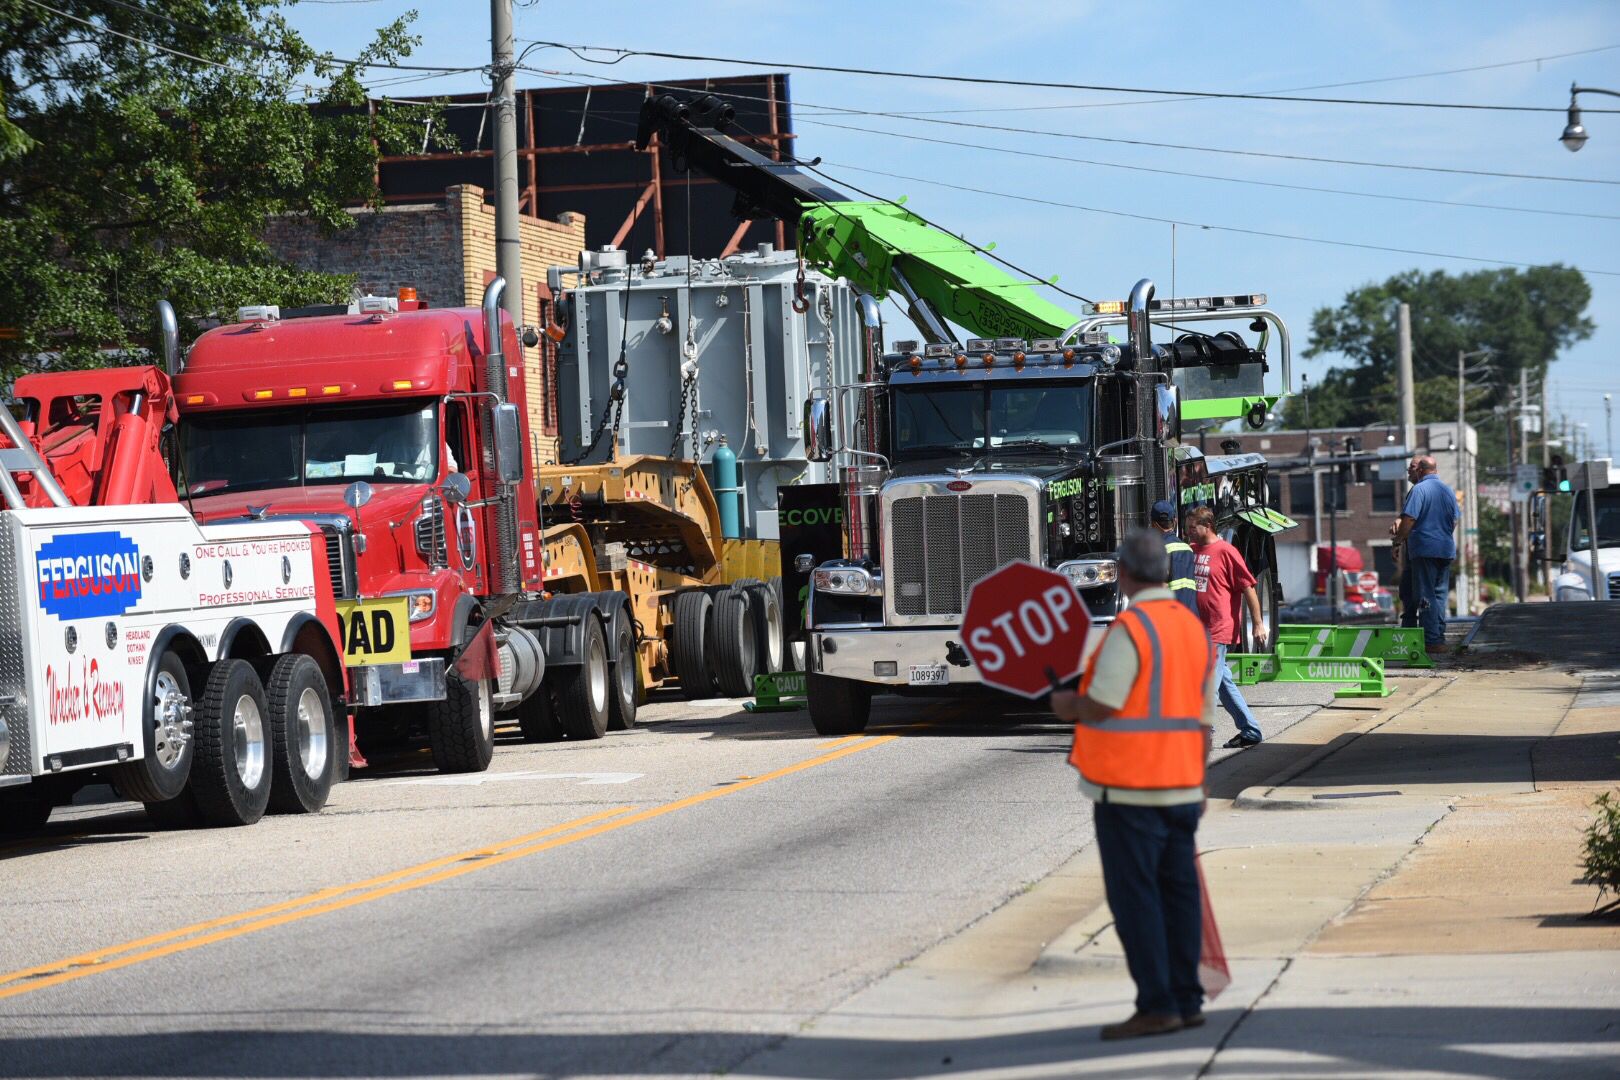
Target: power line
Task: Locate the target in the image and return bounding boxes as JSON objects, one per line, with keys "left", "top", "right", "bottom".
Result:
{"left": 810, "top": 159, "right": 1620, "bottom": 278}
{"left": 807, "top": 42, "right": 1620, "bottom": 117}
{"left": 523, "top": 65, "right": 1620, "bottom": 189}
{"left": 522, "top": 39, "right": 1620, "bottom": 114}
{"left": 798, "top": 119, "right": 1620, "bottom": 223}
{"left": 84, "top": 0, "right": 478, "bottom": 74}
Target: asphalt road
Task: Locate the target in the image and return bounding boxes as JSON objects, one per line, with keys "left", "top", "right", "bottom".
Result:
{"left": 0, "top": 682, "right": 1330, "bottom": 1080}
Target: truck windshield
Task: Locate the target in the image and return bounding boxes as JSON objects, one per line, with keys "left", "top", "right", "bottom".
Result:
{"left": 1572, "top": 493, "right": 1620, "bottom": 549}
{"left": 179, "top": 400, "right": 439, "bottom": 497}
{"left": 891, "top": 381, "right": 1090, "bottom": 460}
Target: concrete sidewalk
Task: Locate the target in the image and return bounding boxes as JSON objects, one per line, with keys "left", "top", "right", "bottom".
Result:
{"left": 738, "top": 668, "right": 1620, "bottom": 1079}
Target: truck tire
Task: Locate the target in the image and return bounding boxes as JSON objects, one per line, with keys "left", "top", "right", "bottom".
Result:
{"left": 711, "top": 588, "right": 758, "bottom": 698}
{"left": 670, "top": 589, "right": 715, "bottom": 699}
{"left": 189, "top": 660, "right": 274, "bottom": 827}
{"left": 111, "top": 651, "right": 194, "bottom": 805}
{"left": 517, "top": 684, "right": 563, "bottom": 742}
{"left": 261, "top": 654, "right": 336, "bottom": 815}
{"left": 0, "top": 796, "right": 52, "bottom": 835}
{"left": 1242, "top": 536, "right": 1282, "bottom": 654}
{"left": 807, "top": 673, "right": 872, "bottom": 736}
{"left": 427, "top": 668, "right": 495, "bottom": 773}
{"left": 606, "top": 606, "right": 639, "bottom": 731}
{"left": 559, "top": 615, "right": 611, "bottom": 740}
{"left": 738, "top": 581, "right": 784, "bottom": 675}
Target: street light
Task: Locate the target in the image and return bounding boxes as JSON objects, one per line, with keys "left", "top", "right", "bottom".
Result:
{"left": 1561, "top": 84, "right": 1620, "bottom": 151}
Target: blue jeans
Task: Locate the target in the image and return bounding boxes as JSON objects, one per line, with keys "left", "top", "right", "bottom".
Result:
{"left": 1094, "top": 801, "right": 1204, "bottom": 1017}
{"left": 1214, "top": 644, "right": 1262, "bottom": 741}
{"left": 1409, "top": 556, "right": 1452, "bottom": 645}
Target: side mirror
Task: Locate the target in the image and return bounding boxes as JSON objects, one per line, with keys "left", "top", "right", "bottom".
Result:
{"left": 343, "top": 481, "right": 373, "bottom": 510}
{"left": 492, "top": 402, "right": 524, "bottom": 483}
{"left": 802, "top": 397, "right": 834, "bottom": 464}
{"left": 1155, "top": 384, "right": 1181, "bottom": 448}
{"left": 440, "top": 471, "right": 472, "bottom": 505}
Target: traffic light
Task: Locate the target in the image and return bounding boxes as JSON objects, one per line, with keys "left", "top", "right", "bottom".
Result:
{"left": 1344, "top": 437, "right": 1367, "bottom": 484}
{"left": 1549, "top": 454, "right": 1571, "bottom": 493}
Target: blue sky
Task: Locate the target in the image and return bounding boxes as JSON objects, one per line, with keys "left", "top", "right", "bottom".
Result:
{"left": 290, "top": 0, "right": 1620, "bottom": 455}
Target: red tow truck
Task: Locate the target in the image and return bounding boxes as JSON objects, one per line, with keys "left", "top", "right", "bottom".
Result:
{"left": 170, "top": 280, "right": 628, "bottom": 771}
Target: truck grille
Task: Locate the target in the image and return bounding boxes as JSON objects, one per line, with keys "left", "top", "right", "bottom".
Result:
{"left": 414, "top": 502, "right": 447, "bottom": 569}
{"left": 889, "top": 493, "right": 1032, "bottom": 618}
{"left": 319, "top": 525, "right": 357, "bottom": 600}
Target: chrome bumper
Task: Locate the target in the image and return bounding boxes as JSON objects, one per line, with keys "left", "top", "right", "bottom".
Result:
{"left": 811, "top": 621, "right": 1111, "bottom": 689}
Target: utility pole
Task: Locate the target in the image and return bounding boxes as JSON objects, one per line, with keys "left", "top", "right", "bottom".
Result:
{"left": 1397, "top": 303, "right": 1416, "bottom": 456}
{"left": 1542, "top": 373, "right": 1554, "bottom": 597}
{"left": 490, "top": 0, "right": 523, "bottom": 328}
{"left": 1519, "top": 368, "right": 1530, "bottom": 599}
{"left": 1506, "top": 389, "right": 1522, "bottom": 602}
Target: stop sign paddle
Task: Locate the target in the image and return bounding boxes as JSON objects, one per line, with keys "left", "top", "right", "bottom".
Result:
{"left": 961, "top": 561, "right": 1095, "bottom": 699}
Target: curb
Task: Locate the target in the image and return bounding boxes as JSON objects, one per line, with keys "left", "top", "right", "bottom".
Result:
{"left": 1231, "top": 676, "right": 1452, "bottom": 808}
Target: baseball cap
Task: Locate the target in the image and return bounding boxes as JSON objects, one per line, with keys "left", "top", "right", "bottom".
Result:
{"left": 1150, "top": 499, "right": 1177, "bottom": 524}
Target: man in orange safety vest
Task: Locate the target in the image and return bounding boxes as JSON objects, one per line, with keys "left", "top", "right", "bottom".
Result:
{"left": 1052, "top": 527, "right": 1219, "bottom": 1041}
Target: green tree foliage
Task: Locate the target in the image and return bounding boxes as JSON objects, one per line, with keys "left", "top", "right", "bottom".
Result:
{"left": 1281, "top": 267, "right": 1594, "bottom": 464}
{"left": 0, "top": 0, "right": 452, "bottom": 377}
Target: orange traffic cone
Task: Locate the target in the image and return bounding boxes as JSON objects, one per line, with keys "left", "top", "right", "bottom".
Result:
{"left": 1198, "top": 857, "right": 1231, "bottom": 1000}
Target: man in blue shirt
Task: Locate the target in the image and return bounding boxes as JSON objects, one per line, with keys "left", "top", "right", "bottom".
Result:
{"left": 1150, "top": 499, "right": 1199, "bottom": 614}
{"left": 1390, "top": 455, "right": 1457, "bottom": 651}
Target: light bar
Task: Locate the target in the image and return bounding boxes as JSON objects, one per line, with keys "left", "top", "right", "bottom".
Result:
{"left": 994, "top": 337, "right": 1026, "bottom": 352}
{"left": 965, "top": 338, "right": 994, "bottom": 353}
{"left": 237, "top": 305, "right": 280, "bottom": 323}
{"left": 357, "top": 296, "right": 399, "bottom": 315}
{"left": 1086, "top": 294, "right": 1266, "bottom": 316}
{"left": 1029, "top": 338, "right": 1060, "bottom": 352}
{"left": 892, "top": 339, "right": 920, "bottom": 355}
{"left": 923, "top": 342, "right": 959, "bottom": 358}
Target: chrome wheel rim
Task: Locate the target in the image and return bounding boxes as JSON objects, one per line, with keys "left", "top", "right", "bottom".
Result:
{"left": 587, "top": 630, "right": 609, "bottom": 714}
{"left": 764, "top": 598, "right": 783, "bottom": 670}
{"left": 295, "top": 687, "right": 328, "bottom": 781}
{"left": 151, "top": 670, "right": 193, "bottom": 771}
{"left": 614, "top": 625, "right": 636, "bottom": 704}
{"left": 738, "top": 607, "right": 757, "bottom": 676}
{"left": 478, "top": 679, "right": 493, "bottom": 739}
{"left": 233, "top": 694, "right": 266, "bottom": 789}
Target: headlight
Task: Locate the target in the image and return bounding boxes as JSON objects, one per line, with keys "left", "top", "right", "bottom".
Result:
{"left": 392, "top": 589, "right": 437, "bottom": 622}
{"left": 1058, "top": 559, "right": 1117, "bottom": 589}
{"left": 813, "top": 565, "right": 883, "bottom": 596}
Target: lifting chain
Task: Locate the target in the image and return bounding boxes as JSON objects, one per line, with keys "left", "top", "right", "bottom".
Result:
{"left": 668, "top": 366, "right": 699, "bottom": 461}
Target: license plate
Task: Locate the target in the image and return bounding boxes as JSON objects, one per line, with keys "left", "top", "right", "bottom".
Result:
{"left": 908, "top": 664, "right": 949, "bottom": 687}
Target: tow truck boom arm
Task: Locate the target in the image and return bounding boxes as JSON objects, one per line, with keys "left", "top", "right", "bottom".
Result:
{"left": 637, "top": 93, "right": 1077, "bottom": 342}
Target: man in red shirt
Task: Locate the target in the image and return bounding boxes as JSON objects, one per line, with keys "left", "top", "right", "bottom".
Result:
{"left": 1185, "top": 506, "right": 1266, "bottom": 748}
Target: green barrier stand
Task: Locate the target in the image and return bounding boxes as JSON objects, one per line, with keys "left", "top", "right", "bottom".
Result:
{"left": 745, "top": 670, "right": 809, "bottom": 712}
{"left": 1273, "top": 625, "right": 1433, "bottom": 669}
{"left": 1225, "top": 651, "right": 1391, "bottom": 699}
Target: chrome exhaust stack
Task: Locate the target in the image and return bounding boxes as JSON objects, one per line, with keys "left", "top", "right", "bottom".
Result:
{"left": 158, "top": 300, "right": 181, "bottom": 376}
{"left": 481, "top": 276, "right": 521, "bottom": 595}
{"left": 845, "top": 294, "right": 886, "bottom": 563}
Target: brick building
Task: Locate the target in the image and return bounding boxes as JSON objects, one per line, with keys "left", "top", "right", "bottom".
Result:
{"left": 265, "top": 185, "right": 586, "bottom": 461}
{"left": 1213, "top": 422, "right": 1480, "bottom": 613}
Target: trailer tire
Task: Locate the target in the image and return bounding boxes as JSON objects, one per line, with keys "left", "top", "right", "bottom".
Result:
{"left": 737, "top": 582, "right": 784, "bottom": 675}
{"left": 670, "top": 590, "right": 715, "bottom": 699}
{"left": 0, "top": 796, "right": 52, "bottom": 835}
{"left": 427, "top": 668, "right": 495, "bottom": 773}
{"left": 517, "top": 684, "right": 563, "bottom": 742}
{"left": 606, "top": 606, "right": 639, "bottom": 731}
{"left": 807, "top": 673, "right": 872, "bottom": 736}
{"left": 111, "top": 651, "right": 194, "bottom": 805}
{"left": 559, "top": 615, "right": 611, "bottom": 740}
{"left": 261, "top": 654, "right": 337, "bottom": 815}
{"left": 711, "top": 589, "right": 758, "bottom": 698}
{"left": 189, "top": 660, "right": 274, "bottom": 827}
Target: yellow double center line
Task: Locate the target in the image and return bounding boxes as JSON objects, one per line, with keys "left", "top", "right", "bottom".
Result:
{"left": 0, "top": 731, "right": 901, "bottom": 1001}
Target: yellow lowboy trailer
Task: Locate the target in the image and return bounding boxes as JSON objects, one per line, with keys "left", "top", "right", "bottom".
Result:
{"left": 535, "top": 456, "right": 785, "bottom": 701}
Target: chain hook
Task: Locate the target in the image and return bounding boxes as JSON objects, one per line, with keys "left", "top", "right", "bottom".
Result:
{"left": 791, "top": 256, "right": 810, "bottom": 314}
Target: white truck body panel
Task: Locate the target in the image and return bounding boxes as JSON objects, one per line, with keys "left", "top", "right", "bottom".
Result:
{"left": 0, "top": 504, "right": 323, "bottom": 786}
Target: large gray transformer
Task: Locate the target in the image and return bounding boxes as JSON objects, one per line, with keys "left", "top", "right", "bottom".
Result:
{"left": 549, "top": 246, "right": 866, "bottom": 539}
